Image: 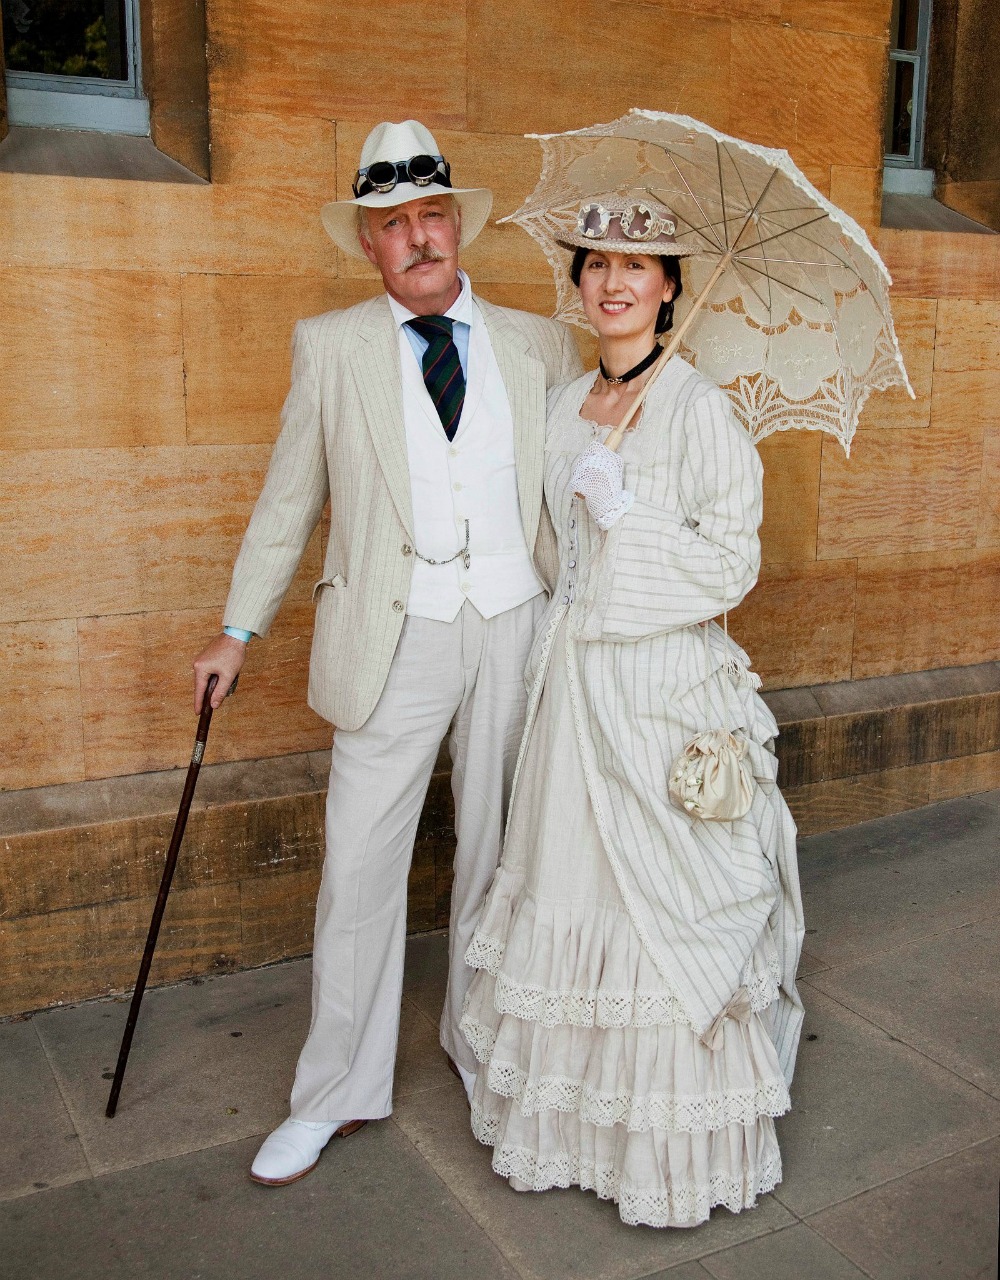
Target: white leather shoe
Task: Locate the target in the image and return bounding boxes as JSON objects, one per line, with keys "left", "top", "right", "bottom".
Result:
{"left": 455, "top": 1062, "right": 476, "bottom": 1104}
{"left": 446, "top": 1055, "right": 476, "bottom": 1107}
{"left": 249, "top": 1117, "right": 367, "bottom": 1186}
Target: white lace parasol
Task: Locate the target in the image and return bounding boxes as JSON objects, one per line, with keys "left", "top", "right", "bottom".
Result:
{"left": 505, "top": 109, "right": 914, "bottom": 455}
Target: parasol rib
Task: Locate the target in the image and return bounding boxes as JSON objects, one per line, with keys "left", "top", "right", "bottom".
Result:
{"left": 748, "top": 213, "right": 832, "bottom": 253}
{"left": 730, "top": 167, "right": 782, "bottom": 254}
{"left": 735, "top": 255, "right": 837, "bottom": 267}
{"left": 730, "top": 259, "right": 771, "bottom": 312}
{"left": 733, "top": 259, "right": 824, "bottom": 305}
{"left": 716, "top": 142, "right": 730, "bottom": 250}
{"left": 777, "top": 226, "right": 859, "bottom": 274}
{"left": 721, "top": 142, "right": 761, "bottom": 232}
{"left": 664, "top": 152, "right": 728, "bottom": 252}
{"left": 753, "top": 202, "right": 829, "bottom": 218}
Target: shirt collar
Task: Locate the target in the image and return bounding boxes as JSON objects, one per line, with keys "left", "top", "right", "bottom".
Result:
{"left": 386, "top": 269, "right": 473, "bottom": 331}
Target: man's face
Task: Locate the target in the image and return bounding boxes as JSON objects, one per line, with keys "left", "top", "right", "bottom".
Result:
{"left": 359, "top": 195, "right": 462, "bottom": 314}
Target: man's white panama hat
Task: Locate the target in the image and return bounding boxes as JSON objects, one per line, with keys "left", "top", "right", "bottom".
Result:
{"left": 321, "top": 120, "right": 494, "bottom": 260}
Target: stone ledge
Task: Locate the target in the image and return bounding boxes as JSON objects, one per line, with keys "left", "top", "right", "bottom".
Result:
{"left": 0, "top": 752, "right": 454, "bottom": 1017}
{"left": 0, "top": 127, "right": 207, "bottom": 183}
{"left": 764, "top": 660, "right": 1000, "bottom": 790}
{"left": 1, "top": 662, "right": 997, "bottom": 1016}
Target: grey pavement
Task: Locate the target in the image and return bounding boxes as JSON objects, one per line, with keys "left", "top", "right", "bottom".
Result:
{"left": 3, "top": 790, "right": 999, "bottom": 1279}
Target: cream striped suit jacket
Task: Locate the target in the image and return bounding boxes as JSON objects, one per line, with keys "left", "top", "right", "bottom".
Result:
{"left": 223, "top": 292, "right": 583, "bottom": 730}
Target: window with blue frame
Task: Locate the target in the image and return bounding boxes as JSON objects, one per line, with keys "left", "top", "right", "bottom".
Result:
{"left": 1, "top": 0, "right": 149, "bottom": 134}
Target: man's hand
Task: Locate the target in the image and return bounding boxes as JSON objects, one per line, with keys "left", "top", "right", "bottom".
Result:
{"left": 193, "top": 634, "right": 247, "bottom": 713}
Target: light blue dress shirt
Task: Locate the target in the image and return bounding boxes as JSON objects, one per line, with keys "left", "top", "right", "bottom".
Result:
{"left": 397, "top": 267, "right": 472, "bottom": 378}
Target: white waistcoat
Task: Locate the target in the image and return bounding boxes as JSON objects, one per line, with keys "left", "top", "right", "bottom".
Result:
{"left": 399, "top": 303, "right": 544, "bottom": 623}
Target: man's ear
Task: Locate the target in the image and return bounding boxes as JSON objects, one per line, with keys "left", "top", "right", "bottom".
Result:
{"left": 359, "top": 230, "right": 379, "bottom": 268}
{"left": 357, "top": 207, "right": 379, "bottom": 267}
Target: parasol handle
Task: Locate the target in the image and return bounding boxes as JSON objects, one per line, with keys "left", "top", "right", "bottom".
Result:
{"left": 604, "top": 249, "right": 734, "bottom": 453}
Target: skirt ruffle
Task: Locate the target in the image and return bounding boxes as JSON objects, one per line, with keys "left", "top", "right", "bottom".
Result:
{"left": 470, "top": 1097, "right": 782, "bottom": 1229}
{"left": 467, "top": 863, "right": 782, "bottom": 1032}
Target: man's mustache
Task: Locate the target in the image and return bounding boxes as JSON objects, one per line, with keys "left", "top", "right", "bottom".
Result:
{"left": 396, "top": 245, "right": 446, "bottom": 273}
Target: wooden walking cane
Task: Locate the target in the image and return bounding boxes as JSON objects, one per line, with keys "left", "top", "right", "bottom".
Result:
{"left": 106, "top": 672, "right": 233, "bottom": 1118}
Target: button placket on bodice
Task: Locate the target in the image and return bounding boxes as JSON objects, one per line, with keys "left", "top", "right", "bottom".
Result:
{"left": 545, "top": 379, "right": 616, "bottom": 618}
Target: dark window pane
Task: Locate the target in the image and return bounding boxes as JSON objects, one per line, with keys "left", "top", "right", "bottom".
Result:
{"left": 891, "top": 0, "right": 920, "bottom": 52}
{"left": 1, "top": 0, "right": 128, "bottom": 80}
{"left": 886, "top": 59, "right": 916, "bottom": 157}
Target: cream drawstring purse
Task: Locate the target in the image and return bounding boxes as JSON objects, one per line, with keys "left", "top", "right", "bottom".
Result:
{"left": 668, "top": 580, "right": 757, "bottom": 822}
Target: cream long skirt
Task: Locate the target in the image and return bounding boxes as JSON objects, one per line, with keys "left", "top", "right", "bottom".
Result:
{"left": 460, "top": 620, "right": 790, "bottom": 1229}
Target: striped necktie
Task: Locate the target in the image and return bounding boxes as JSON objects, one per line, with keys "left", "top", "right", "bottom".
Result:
{"left": 405, "top": 315, "right": 465, "bottom": 440}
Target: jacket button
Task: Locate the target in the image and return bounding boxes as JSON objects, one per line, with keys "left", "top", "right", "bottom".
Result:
{"left": 401, "top": 544, "right": 412, "bottom": 556}
{"left": 392, "top": 600, "right": 404, "bottom": 613}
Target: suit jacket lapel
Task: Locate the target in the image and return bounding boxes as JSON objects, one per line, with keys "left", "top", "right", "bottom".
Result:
{"left": 479, "top": 299, "right": 547, "bottom": 553}
{"left": 352, "top": 297, "right": 414, "bottom": 539}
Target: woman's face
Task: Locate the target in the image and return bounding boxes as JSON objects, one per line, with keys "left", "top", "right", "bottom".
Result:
{"left": 578, "top": 251, "right": 675, "bottom": 341}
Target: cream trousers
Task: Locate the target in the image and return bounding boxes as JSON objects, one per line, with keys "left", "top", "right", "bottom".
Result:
{"left": 289, "top": 594, "right": 546, "bottom": 1122}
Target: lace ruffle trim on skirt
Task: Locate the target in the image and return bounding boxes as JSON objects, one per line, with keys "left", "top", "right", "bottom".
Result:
{"left": 464, "top": 864, "right": 781, "bottom": 1031}
{"left": 471, "top": 1100, "right": 783, "bottom": 1228}
{"left": 463, "top": 1016, "right": 790, "bottom": 1133}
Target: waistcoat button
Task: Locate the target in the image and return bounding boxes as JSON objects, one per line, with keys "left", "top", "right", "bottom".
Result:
{"left": 401, "top": 544, "right": 412, "bottom": 556}
{"left": 392, "top": 600, "right": 404, "bottom": 612}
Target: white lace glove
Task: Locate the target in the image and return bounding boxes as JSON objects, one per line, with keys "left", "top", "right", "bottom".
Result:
{"left": 570, "top": 440, "right": 635, "bottom": 530}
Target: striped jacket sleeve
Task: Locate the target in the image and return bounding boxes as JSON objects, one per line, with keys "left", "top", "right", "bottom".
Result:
{"left": 577, "top": 386, "right": 763, "bottom": 643}
{"left": 223, "top": 319, "right": 331, "bottom": 637}
{"left": 558, "top": 323, "right": 585, "bottom": 383}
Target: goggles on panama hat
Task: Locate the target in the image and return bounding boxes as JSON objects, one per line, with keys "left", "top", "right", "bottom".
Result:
{"left": 556, "top": 190, "right": 703, "bottom": 258}
{"left": 320, "top": 120, "right": 494, "bottom": 260}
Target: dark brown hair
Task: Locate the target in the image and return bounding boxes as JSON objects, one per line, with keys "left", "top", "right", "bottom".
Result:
{"left": 570, "top": 247, "right": 683, "bottom": 335}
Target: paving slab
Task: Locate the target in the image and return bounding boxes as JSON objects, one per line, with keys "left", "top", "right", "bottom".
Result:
{"left": 392, "top": 1079, "right": 794, "bottom": 1280}
{"left": 644, "top": 1265, "right": 714, "bottom": 1279}
{"left": 806, "top": 916, "right": 1000, "bottom": 1097}
{"left": 30, "top": 960, "right": 314, "bottom": 1175}
{"left": 396, "top": 996, "right": 458, "bottom": 1101}
{"left": 696, "top": 1222, "right": 867, "bottom": 1279}
{"left": 0, "top": 1019, "right": 90, "bottom": 1201}
{"left": 0, "top": 1126, "right": 519, "bottom": 1280}
{"left": 797, "top": 947, "right": 828, "bottom": 977}
{"left": 0, "top": 1178, "right": 129, "bottom": 1279}
{"left": 810, "top": 1137, "right": 1000, "bottom": 1280}
{"left": 797, "top": 790, "right": 1000, "bottom": 967}
{"left": 774, "top": 987, "right": 1000, "bottom": 1218}
{"left": 402, "top": 928, "right": 450, "bottom": 1024}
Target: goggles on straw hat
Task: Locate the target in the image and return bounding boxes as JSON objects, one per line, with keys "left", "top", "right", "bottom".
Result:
{"left": 352, "top": 154, "right": 452, "bottom": 199}
{"left": 556, "top": 191, "right": 703, "bottom": 258}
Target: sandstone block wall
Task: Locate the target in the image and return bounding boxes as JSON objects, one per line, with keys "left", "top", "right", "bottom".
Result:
{"left": 2, "top": 0, "right": 997, "bottom": 797}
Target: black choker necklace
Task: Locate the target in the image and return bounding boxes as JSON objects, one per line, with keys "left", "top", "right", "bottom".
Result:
{"left": 599, "top": 345, "right": 662, "bottom": 386}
